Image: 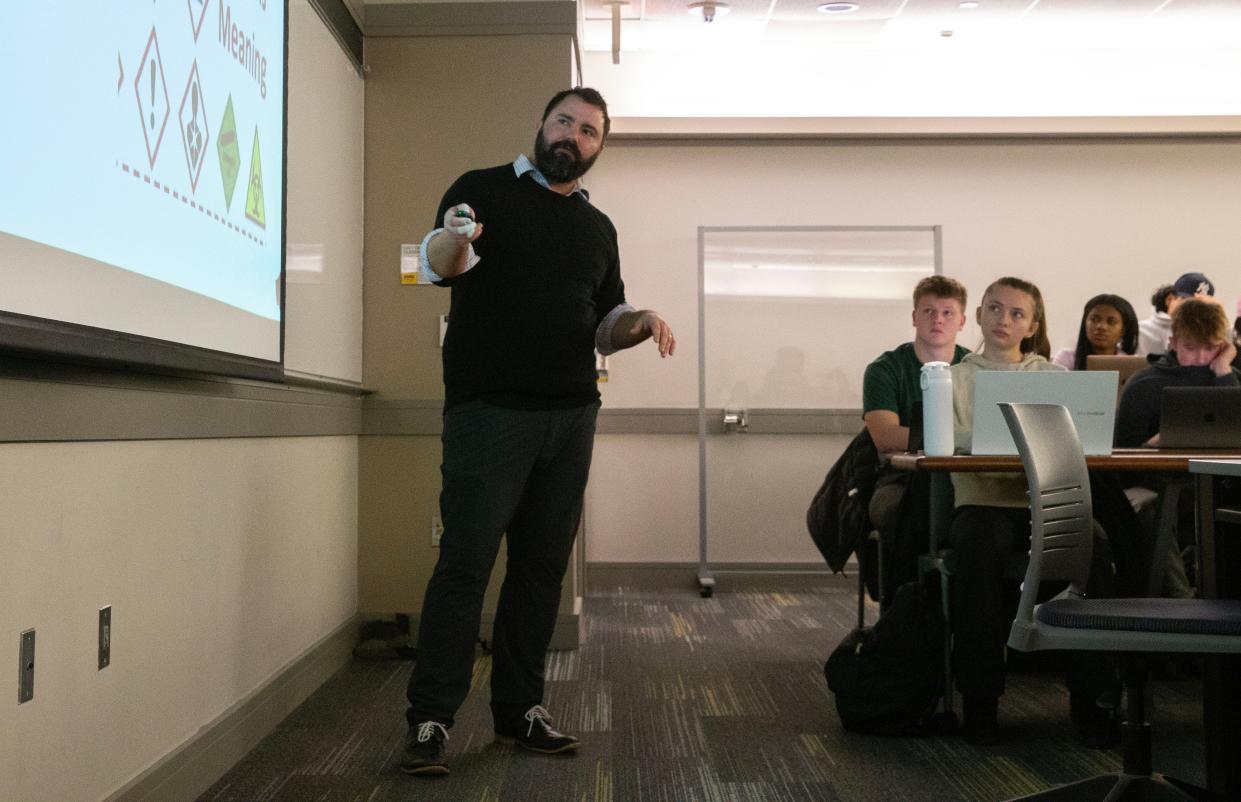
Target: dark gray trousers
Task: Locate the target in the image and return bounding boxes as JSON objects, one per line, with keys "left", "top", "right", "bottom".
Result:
{"left": 406, "top": 398, "right": 599, "bottom": 731}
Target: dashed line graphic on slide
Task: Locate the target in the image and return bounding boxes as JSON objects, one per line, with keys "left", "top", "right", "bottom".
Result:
{"left": 118, "top": 160, "right": 265, "bottom": 247}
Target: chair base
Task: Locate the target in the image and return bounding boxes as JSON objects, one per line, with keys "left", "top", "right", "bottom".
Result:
{"left": 1007, "top": 772, "right": 1224, "bottom": 802}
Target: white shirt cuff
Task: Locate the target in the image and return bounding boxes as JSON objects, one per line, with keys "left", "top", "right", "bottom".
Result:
{"left": 419, "top": 228, "right": 479, "bottom": 285}
{"left": 595, "top": 302, "right": 635, "bottom": 356}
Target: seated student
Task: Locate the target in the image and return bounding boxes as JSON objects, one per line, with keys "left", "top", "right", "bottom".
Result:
{"left": 1116, "top": 299, "right": 1240, "bottom": 601}
{"left": 1137, "top": 272, "right": 1216, "bottom": 356}
{"left": 1052, "top": 294, "right": 1138, "bottom": 370}
{"left": 949, "top": 277, "right": 1116, "bottom": 747}
{"left": 862, "top": 276, "right": 969, "bottom": 579}
{"left": 1136, "top": 283, "right": 1174, "bottom": 358}
{"left": 1116, "top": 298, "right": 1240, "bottom": 448}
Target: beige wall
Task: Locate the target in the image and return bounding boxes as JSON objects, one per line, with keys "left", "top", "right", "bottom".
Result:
{"left": 358, "top": 35, "right": 577, "bottom": 617}
{"left": 0, "top": 437, "right": 358, "bottom": 802}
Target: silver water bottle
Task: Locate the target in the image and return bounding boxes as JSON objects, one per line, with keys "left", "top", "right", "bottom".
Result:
{"left": 920, "top": 361, "right": 954, "bottom": 457}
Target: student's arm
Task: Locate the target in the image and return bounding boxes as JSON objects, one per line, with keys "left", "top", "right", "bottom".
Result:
{"left": 1210, "top": 340, "right": 1239, "bottom": 382}
{"left": 863, "top": 410, "right": 909, "bottom": 454}
{"left": 861, "top": 359, "right": 908, "bottom": 453}
{"left": 1115, "top": 374, "right": 1159, "bottom": 447}
{"left": 952, "top": 367, "right": 972, "bottom": 452}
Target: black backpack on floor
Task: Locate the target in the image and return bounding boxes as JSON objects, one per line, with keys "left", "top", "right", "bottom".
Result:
{"left": 824, "top": 580, "right": 947, "bottom": 736}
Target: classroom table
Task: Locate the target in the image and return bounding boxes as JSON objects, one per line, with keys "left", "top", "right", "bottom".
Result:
{"left": 890, "top": 448, "right": 1241, "bottom": 797}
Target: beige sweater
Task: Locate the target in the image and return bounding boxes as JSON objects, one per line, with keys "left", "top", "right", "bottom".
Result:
{"left": 950, "top": 352, "right": 1065, "bottom": 508}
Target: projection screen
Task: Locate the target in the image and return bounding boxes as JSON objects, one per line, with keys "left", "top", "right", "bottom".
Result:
{"left": 1, "top": 0, "right": 287, "bottom": 380}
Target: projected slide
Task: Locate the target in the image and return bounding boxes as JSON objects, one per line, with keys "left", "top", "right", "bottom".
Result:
{"left": 0, "top": 0, "right": 285, "bottom": 365}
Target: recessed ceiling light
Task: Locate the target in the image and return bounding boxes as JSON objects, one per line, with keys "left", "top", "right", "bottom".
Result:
{"left": 817, "top": 2, "right": 860, "bottom": 13}
{"left": 959, "top": 1, "right": 980, "bottom": 8}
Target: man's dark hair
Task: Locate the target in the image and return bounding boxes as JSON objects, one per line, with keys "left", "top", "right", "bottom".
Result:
{"left": 541, "top": 87, "right": 611, "bottom": 140}
{"left": 1150, "top": 283, "right": 1174, "bottom": 314}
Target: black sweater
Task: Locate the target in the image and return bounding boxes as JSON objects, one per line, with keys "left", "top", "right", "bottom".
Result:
{"left": 1114, "top": 352, "right": 1241, "bottom": 447}
{"left": 433, "top": 165, "right": 627, "bottom": 410}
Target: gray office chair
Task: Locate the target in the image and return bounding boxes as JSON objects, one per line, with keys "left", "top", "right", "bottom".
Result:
{"left": 1000, "top": 402, "right": 1241, "bottom": 802}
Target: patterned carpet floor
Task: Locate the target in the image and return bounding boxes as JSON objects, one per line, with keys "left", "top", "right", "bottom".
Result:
{"left": 198, "top": 573, "right": 1205, "bottom": 802}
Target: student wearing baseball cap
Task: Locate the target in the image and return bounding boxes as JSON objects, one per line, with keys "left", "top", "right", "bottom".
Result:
{"left": 1136, "top": 272, "right": 1215, "bottom": 356}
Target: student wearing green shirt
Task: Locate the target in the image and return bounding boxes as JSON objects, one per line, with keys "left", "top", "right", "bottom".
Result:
{"left": 862, "top": 275, "right": 970, "bottom": 539}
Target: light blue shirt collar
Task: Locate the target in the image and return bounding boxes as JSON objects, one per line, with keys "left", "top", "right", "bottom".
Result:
{"left": 513, "top": 154, "right": 589, "bottom": 199}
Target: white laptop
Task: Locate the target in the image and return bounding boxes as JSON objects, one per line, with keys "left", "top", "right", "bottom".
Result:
{"left": 970, "top": 371, "right": 1119, "bottom": 455}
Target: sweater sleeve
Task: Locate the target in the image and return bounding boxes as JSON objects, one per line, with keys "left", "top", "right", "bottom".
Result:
{"left": 426, "top": 171, "right": 489, "bottom": 288}
{"left": 1212, "top": 369, "right": 1241, "bottom": 387}
{"left": 1115, "top": 371, "right": 1159, "bottom": 447}
{"left": 591, "top": 214, "right": 626, "bottom": 326}
{"left": 1052, "top": 347, "right": 1076, "bottom": 370}
{"left": 862, "top": 356, "right": 899, "bottom": 416}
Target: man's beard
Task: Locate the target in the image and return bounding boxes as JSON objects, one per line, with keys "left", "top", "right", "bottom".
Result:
{"left": 533, "top": 128, "right": 599, "bottom": 184}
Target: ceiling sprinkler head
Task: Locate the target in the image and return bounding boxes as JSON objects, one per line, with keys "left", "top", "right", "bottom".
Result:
{"left": 688, "top": 1, "right": 729, "bottom": 22}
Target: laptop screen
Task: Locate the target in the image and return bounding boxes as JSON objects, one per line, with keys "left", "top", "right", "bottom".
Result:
{"left": 970, "top": 371, "right": 1119, "bottom": 455}
{"left": 1159, "top": 387, "right": 1241, "bottom": 448}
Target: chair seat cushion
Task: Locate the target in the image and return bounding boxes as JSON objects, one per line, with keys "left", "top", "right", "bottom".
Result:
{"left": 1035, "top": 598, "right": 1241, "bottom": 636}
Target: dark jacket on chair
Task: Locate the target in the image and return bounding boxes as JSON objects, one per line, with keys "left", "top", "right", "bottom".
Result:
{"left": 807, "top": 429, "right": 881, "bottom": 574}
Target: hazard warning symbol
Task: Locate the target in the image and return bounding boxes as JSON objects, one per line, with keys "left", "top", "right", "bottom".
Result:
{"left": 245, "top": 127, "right": 266, "bottom": 229}
{"left": 178, "top": 62, "right": 210, "bottom": 193}
{"left": 187, "top": 0, "right": 209, "bottom": 42}
{"left": 217, "top": 95, "right": 241, "bottom": 210}
{"left": 133, "top": 28, "right": 171, "bottom": 169}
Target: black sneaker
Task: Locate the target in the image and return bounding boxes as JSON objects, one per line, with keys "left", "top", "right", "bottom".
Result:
{"left": 495, "top": 705, "right": 580, "bottom": 754}
{"left": 400, "top": 721, "right": 449, "bottom": 775}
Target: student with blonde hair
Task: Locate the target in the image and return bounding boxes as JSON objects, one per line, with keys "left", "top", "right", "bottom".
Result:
{"left": 1117, "top": 298, "right": 1239, "bottom": 448}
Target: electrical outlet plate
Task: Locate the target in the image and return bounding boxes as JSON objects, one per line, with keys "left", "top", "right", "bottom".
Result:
{"left": 19, "top": 629, "right": 35, "bottom": 704}
{"left": 99, "top": 606, "right": 112, "bottom": 670}
{"left": 431, "top": 515, "right": 444, "bottom": 547}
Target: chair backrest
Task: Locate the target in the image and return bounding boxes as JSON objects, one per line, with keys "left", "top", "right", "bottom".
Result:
{"left": 998, "top": 403, "right": 1095, "bottom": 627}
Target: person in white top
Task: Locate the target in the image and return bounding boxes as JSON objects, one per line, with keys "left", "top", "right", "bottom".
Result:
{"left": 1137, "top": 272, "right": 1215, "bottom": 356}
{"left": 1052, "top": 294, "right": 1139, "bottom": 370}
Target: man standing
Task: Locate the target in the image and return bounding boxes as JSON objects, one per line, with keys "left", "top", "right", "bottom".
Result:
{"left": 862, "top": 275, "right": 969, "bottom": 542}
{"left": 401, "top": 88, "right": 675, "bottom": 776}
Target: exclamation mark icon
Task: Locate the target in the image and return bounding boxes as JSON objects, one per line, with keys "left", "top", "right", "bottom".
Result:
{"left": 149, "top": 60, "right": 156, "bottom": 128}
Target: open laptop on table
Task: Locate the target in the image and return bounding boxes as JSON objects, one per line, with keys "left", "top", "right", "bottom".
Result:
{"left": 1159, "top": 387, "right": 1241, "bottom": 448}
{"left": 970, "top": 370, "right": 1118, "bottom": 455}
{"left": 1087, "top": 354, "right": 1149, "bottom": 400}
